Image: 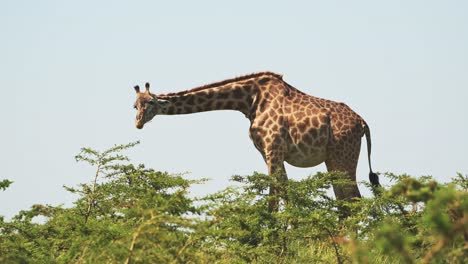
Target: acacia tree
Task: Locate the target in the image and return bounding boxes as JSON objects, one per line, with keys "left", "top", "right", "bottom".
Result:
{"left": 0, "top": 142, "right": 466, "bottom": 263}
{"left": 0, "top": 179, "right": 12, "bottom": 191}
{"left": 0, "top": 142, "right": 213, "bottom": 263}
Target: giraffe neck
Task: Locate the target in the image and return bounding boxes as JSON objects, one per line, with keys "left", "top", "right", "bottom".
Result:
{"left": 154, "top": 73, "right": 283, "bottom": 116}
{"left": 155, "top": 85, "right": 254, "bottom": 116}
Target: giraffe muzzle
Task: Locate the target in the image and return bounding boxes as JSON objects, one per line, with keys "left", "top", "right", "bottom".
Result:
{"left": 136, "top": 122, "right": 144, "bottom": 129}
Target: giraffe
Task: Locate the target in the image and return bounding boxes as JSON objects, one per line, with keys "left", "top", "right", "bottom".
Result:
{"left": 133, "top": 72, "right": 379, "bottom": 209}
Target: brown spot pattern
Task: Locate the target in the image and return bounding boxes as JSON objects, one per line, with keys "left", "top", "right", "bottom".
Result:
{"left": 135, "top": 71, "right": 375, "bottom": 205}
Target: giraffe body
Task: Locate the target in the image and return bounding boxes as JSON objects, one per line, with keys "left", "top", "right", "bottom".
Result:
{"left": 133, "top": 72, "right": 379, "bottom": 206}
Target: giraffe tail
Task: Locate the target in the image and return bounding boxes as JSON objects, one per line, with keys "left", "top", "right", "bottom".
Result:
{"left": 363, "top": 121, "right": 380, "bottom": 187}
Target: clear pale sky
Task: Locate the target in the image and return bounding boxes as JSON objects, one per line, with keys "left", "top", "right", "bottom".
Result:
{"left": 1, "top": 1, "right": 467, "bottom": 218}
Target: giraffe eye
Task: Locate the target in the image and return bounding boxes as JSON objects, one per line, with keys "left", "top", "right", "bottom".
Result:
{"left": 133, "top": 104, "right": 137, "bottom": 109}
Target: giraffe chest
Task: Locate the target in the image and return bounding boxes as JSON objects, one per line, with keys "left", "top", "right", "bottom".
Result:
{"left": 248, "top": 109, "right": 331, "bottom": 168}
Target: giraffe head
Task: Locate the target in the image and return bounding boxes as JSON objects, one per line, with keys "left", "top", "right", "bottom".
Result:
{"left": 133, "top": 82, "right": 158, "bottom": 129}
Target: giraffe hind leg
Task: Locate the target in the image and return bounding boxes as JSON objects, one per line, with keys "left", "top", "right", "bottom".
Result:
{"left": 325, "top": 141, "right": 362, "bottom": 202}
{"left": 325, "top": 162, "right": 361, "bottom": 202}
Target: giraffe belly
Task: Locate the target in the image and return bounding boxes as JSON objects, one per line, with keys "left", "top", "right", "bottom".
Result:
{"left": 284, "top": 148, "right": 327, "bottom": 168}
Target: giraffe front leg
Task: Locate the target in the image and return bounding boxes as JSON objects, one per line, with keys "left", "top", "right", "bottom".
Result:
{"left": 266, "top": 154, "right": 288, "bottom": 212}
{"left": 249, "top": 125, "right": 288, "bottom": 211}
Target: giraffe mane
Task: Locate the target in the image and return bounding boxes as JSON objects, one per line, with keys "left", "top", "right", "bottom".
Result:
{"left": 159, "top": 71, "right": 283, "bottom": 97}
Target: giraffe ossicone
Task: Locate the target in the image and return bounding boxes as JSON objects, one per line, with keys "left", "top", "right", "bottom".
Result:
{"left": 133, "top": 72, "right": 380, "bottom": 208}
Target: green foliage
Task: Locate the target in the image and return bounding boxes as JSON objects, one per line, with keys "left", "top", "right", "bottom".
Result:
{"left": 0, "top": 142, "right": 209, "bottom": 263}
{"left": 1, "top": 143, "right": 467, "bottom": 263}
{"left": 0, "top": 179, "right": 13, "bottom": 191}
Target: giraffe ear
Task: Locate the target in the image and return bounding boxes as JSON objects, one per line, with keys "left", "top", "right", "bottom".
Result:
{"left": 134, "top": 85, "right": 140, "bottom": 94}
{"left": 145, "top": 82, "right": 150, "bottom": 94}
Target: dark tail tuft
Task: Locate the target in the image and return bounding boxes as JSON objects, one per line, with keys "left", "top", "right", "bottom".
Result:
{"left": 369, "top": 172, "right": 380, "bottom": 187}
{"left": 363, "top": 120, "right": 381, "bottom": 188}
